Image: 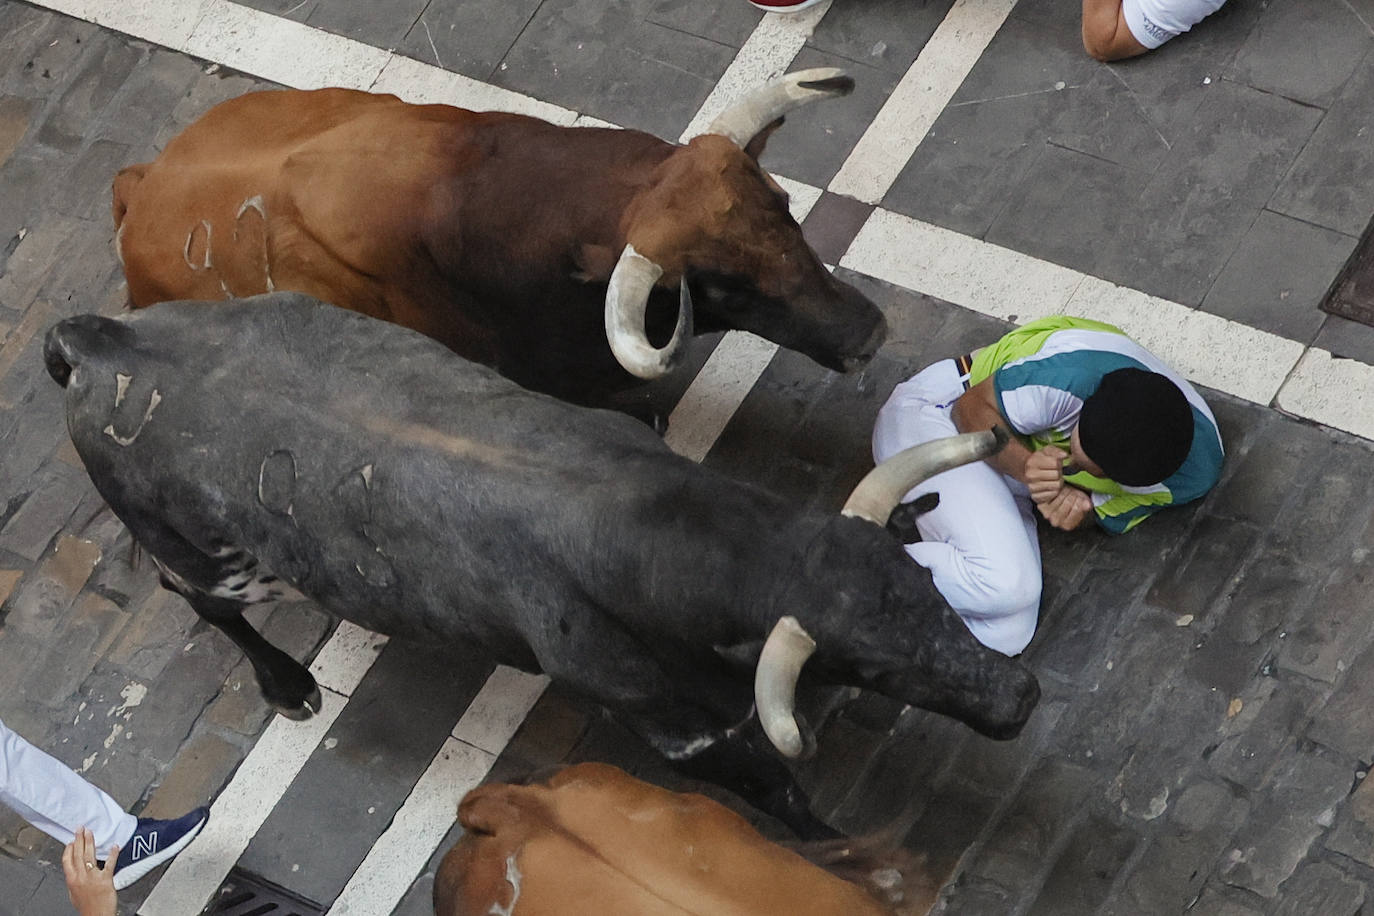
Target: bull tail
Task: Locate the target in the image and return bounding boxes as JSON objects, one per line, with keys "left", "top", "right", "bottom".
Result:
{"left": 111, "top": 163, "right": 149, "bottom": 230}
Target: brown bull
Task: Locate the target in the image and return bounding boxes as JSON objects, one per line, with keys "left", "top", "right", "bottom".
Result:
{"left": 435, "top": 764, "right": 896, "bottom": 916}
{"left": 111, "top": 72, "right": 886, "bottom": 405}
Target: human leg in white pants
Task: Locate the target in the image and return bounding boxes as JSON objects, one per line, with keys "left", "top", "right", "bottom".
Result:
{"left": 0, "top": 717, "right": 135, "bottom": 858}
{"left": 873, "top": 360, "right": 1042, "bottom": 656}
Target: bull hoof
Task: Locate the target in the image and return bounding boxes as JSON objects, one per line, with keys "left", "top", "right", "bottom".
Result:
{"left": 272, "top": 687, "right": 323, "bottom": 721}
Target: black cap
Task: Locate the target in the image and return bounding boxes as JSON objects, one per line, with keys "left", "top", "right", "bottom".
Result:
{"left": 1078, "top": 368, "right": 1193, "bottom": 486}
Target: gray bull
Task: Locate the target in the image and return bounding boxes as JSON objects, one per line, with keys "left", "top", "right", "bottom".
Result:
{"left": 44, "top": 293, "right": 1038, "bottom": 837}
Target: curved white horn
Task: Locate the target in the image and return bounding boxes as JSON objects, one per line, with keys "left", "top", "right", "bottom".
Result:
{"left": 754, "top": 616, "right": 817, "bottom": 759}
{"left": 604, "top": 245, "right": 693, "bottom": 379}
{"left": 703, "top": 67, "right": 855, "bottom": 147}
{"left": 842, "top": 428, "right": 1009, "bottom": 526}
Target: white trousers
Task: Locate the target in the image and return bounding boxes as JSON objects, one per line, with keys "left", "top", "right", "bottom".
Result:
{"left": 0, "top": 718, "right": 136, "bottom": 857}
{"left": 872, "top": 359, "right": 1041, "bottom": 656}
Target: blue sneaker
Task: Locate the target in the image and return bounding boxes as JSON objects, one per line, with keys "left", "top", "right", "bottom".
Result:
{"left": 111, "top": 806, "right": 210, "bottom": 890}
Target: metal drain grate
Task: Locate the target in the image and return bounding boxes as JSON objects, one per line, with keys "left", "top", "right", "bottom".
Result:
{"left": 1321, "top": 216, "right": 1374, "bottom": 327}
{"left": 203, "top": 867, "right": 327, "bottom": 916}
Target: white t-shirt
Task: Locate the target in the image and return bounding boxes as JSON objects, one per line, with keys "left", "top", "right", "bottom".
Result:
{"left": 1122, "top": 0, "right": 1228, "bottom": 48}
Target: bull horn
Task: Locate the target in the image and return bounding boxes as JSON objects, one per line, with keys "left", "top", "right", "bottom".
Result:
{"left": 755, "top": 616, "right": 817, "bottom": 759}
{"left": 605, "top": 244, "right": 693, "bottom": 379}
{"left": 842, "top": 428, "right": 1009, "bottom": 526}
{"left": 704, "top": 67, "right": 855, "bottom": 148}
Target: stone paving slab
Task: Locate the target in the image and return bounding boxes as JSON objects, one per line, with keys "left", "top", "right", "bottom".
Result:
{"left": 0, "top": 0, "right": 1373, "bottom": 914}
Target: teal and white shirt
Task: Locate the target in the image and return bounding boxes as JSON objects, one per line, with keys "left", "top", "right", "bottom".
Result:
{"left": 968, "top": 316, "right": 1224, "bottom": 534}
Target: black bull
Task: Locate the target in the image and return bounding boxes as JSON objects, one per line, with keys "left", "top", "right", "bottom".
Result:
{"left": 44, "top": 293, "right": 1039, "bottom": 836}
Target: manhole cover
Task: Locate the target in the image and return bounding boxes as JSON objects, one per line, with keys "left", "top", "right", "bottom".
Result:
{"left": 203, "top": 867, "right": 326, "bottom": 916}
{"left": 1322, "top": 216, "right": 1374, "bottom": 327}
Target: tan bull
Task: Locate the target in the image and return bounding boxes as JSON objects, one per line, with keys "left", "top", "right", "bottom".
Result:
{"left": 111, "top": 72, "right": 886, "bottom": 405}
{"left": 435, "top": 764, "right": 899, "bottom": 916}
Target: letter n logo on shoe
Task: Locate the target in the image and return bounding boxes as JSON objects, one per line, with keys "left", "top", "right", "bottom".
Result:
{"left": 132, "top": 831, "right": 158, "bottom": 860}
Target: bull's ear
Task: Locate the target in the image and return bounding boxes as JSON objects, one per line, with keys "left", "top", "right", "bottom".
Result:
{"left": 743, "top": 117, "right": 785, "bottom": 161}
{"left": 573, "top": 243, "right": 618, "bottom": 282}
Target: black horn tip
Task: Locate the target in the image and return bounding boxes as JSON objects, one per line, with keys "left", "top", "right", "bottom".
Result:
{"left": 798, "top": 75, "right": 855, "bottom": 97}
{"left": 990, "top": 424, "right": 1012, "bottom": 451}
{"left": 43, "top": 323, "right": 74, "bottom": 388}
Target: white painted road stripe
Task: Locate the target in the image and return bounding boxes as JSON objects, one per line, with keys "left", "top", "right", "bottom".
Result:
{"left": 841, "top": 210, "right": 1310, "bottom": 407}
{"left": 829, "top": 0, "right": 1020, "bottom": 204}
{"left": 328, "top": 668, "right": 549, "bottom": 915}
{"left": 139, "top": 623, "right": 388, "bottom": 915}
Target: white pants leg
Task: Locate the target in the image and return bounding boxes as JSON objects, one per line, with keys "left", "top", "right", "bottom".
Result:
{"left": 873, "top": 360, "right": 1042, "bottom": 656}
{"left": 0, "top": 718, "right": 136, "bottom": 858}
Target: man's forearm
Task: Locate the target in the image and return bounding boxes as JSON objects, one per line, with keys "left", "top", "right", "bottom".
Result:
{"left": 951, "top": 382, "right": 1033, "bottom": 482}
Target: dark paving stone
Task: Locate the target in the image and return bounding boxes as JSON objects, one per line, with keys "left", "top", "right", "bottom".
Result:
{"left": 0, "top": 461, "right": 88, "bottom": 561}
{"left": 46, "top": 138, "right": 132, "bottom": 223}
{"left": 493, "top": 0, "right": 736, "bottom": 141}
{"left": 1308, "top": 637, "right": 1374, "bottom": 761}
{"left": 827, "top": 707, "right": 968, "bottom": 833}
{"left": 1224, "top": 0, "right": 1370, "bottom": 109}
{"left": 1272, "top": 861, "right": 1366, "bottom": 916}
{"left": 1026, "top": 564, "right": 1152, "bottom": 685}
{"left": 1113, "top": 780, "right": 1249, "bottom": 915}
{"left": 989, "top": 143, "right": 1144, "bottom": 288}
{"left": 1203, "top": 209, "right": 1359, "bottom": 342}
{"left": 305, "top": 0, "right": 428, "bottom": 48}
{"left": 14, "top": 871, "right": 79, "bottom": 916}
{"left": 960, "top": 758, "right": 1097, "bottom": 894}
{"left": 1144, "top": 515, "right": 1259, "bottom": 624}
{"left": 239, "top": 637, "right": 494, "bottom": 902}
{"left": 1315, "top": 314, "right": 1374, "bottom": 365}
{"left": 232, "top": 0, "right": 320, "bottom": 19}
{"left": 1026, "top": 813, "right": 1136, "bottom": 915}
{"left": 1277, "top": 562, "right": 1374, "bottom": 685}
{"left": 0, "top": 851, "right": 44, "bottom": 912}
{"left": 33, "top": 30, "right": 141, "bottom": 154}
{"left": 801, "top": 191, "right": 874, "bottom": 265}
{"left": 1262, "top": 443, "right": 1374, "bottom": 569}
{"left": 1270, "top": 46, "right": 1374, "bottom": 238}
{"left": 1047, "top": 603, "right": 1193, "bottom": 772}
{"left": 397, "top": 0, "right": 540, "bottom": 79}
{"left": 647, "top": 0, "right": 760, "bottom": 48}
{"left": 1205, "top": 408, "right": 1333, "bottom": 527}
{"left": 941, "top": 880, "right": 1016, "bottom": 916}
{"left": 1326, "top": 771, "right": 1374, "bottom": 869}
{"left": 1107, "top": 672, "right": 1232, "bottom": 821}
{"left": 1188, "top": 887, "right": 1267, "bottom": 916}
{"left": 0, "top": 158, "right": 69, "bottom": 270}
{"left": 899, "top": 778, "right": 1002, "bottom": 901}
{"left": 7, "top": 14, "right": 100, "bottom": 102}
{"left": 884, "top": 14, "right": 1098, "bottom": 239}
{"left": 1095, "top": 80, "right": 1323, "bottom": 306}
{"left": 1219, "top": 743, "right": 1356, "bottom": 898}
{"left": 809, "top": 0, "right": 955, "bottom": 76}
{"left": 95, "top": 46, "right": 207, "bottom": 152}
{"left": 0, "top": 95, "right": 35, "bottom": 168}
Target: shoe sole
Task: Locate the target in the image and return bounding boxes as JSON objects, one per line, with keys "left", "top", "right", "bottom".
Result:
{"left": 111, "top": 815, "right": 209, "bottom": 891}
{"left": 749, "top": 0, "right": 828, "bottom": 11}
